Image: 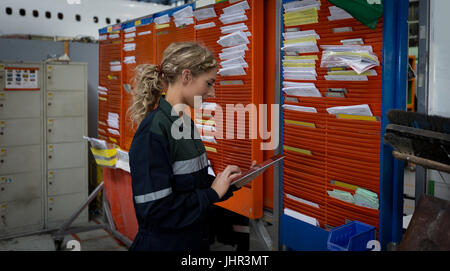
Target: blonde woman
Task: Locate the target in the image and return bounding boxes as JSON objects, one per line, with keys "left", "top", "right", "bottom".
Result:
{"left": 128, "top": 42, "right": 246, "bottom": 251}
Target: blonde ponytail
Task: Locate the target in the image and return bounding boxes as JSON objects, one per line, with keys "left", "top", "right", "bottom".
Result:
{"left": 128, "top": 64, "right": 163, "bottom": 126}
{"left": 128, "top": 42, "right": 218, "bottom": 127}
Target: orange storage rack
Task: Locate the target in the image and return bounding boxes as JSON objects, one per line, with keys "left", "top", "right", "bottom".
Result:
{"left": 281, "top": 0, "right": 383, "bottom": 233}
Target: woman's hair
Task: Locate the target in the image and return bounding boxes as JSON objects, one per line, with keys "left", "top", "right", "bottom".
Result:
{"left": 128, "top": 42, "right": 218, "bottom": 126}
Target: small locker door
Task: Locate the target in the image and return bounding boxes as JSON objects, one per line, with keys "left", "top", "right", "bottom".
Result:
{"left": 47, "top": 142, "right": 86, "bottom": 170}
{"left": 47, "top": 117, "right": 85, "bottom": 143}
{"left": 0, "top": 145, "right": 41, "bottom": 174}
{"left": 0, "top": 92, "right": 41, "bottom": 119}
{"left": 0, "top": 118, "right": 41, "bottom": 146}
{"left": 0, "top": 198, "right": 42, "bottom": 233}
{"left": 47, "top": 167, "right": 86, "bottom": 196}
{"left": 46, "top": 64, "right": 86, "bottom": 91}
{"left": 0, "top": 172, "right": 42, "bottom": 202}
{"left": 46, "top": 91, "right": 85, "bottom": 117}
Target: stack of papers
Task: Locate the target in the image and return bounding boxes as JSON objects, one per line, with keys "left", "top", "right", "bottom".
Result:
{"left": 320, "top": 45, "right": 380, "bottom": 74}
{"left": 282, "top": 83, "right": 321, "bottom": 97}
{"left": 172, "top": 6, "right": 194, "bottom": 27}
{"left": 327, "top": 189, "right": 355, "bottom": 203}
{"left": 154, "top": 14, "right": 170, "bottom": 25}
{"left": 282, "top": 104, "right": 317, "bottom": 113}
{"left": 326, "top": 104, "right": 373, "bottom": 116}
{"left": 354, "top": 188, "right": 379, "bottom": 210}
{"left": 283, "top": 4, "right": 319, "bottom": 27}
{"left": 109, "top": 61, "right": 121, "bottom": 72}
{"left": 328, "top": 6, "right": 353, "bottom": 21}
{"left": 97, "top": 86, "right": 108, "bottom": 96}
{"left": 107, "top": 112, "right": 119, "bottom": 129}
{"left": 194, "top": 7, "right": 217, "bottom": 21}
{"left": 284, "top": 208, "right": 320, "bottom": 227}
{"left": 194, "top": 22, "right": 216, "bottom": 30}
{"left": 123, "top": 56, "right": 136, "bottom": 65}
{"left": 219, "top": 0, "right": 250, "bottom": 25}
{"left": 217, "top": 31, "right": 249, "bottom": 47}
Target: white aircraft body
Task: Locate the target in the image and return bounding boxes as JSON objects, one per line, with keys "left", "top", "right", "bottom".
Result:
{"left": 0, "top": 0, "right": 173, "bottom": 39}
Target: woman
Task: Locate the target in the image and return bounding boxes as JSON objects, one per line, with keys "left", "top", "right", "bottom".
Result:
{"left": 127, "top": 42, "right": 244, "bottom": 251}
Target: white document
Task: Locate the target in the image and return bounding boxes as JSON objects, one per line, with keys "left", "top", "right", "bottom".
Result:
{"left": 124, "top": 32, "right": 136, "bottom": 39}
{"left": 124, "top": 27, "right": 136, "bottom": 33}
{"left": 218, "top": 65, "right": 246, "bottom": 76}
{"left": 285, "top": 193, "right": 320, "bottom": 209}
{"left": 110, "top": 65, "right": 122, "bottom": 72}
{"left": 107, "top": 128, "right": 120, "bottom": 136}
{"left": 217, "top": 31, "right": 250, "bottom": 47}
{"left": 123, "top": 43, "right": 136, "bottom": 52}
{"left": 222, "top": 44, "right": 249, "bottom": 54}
{"left": 283, "top": 30, "right": 320, "bottom": 40}
{"left": 201, "top": 102, "right": 217, "bottom": 110}
{"left": 219, "top": 49, "right": 246, "bottom": 60}
{"left": 328, "top": 6, "right": 353, "bottom": 21}
{"left": 174, "top": 17, "right": 194, "bottom": 27}
{"left": 325, "top": 75, "right": 368, "bottom": 81}
{"left": 282, "top": 104, "right": 317, "bottom": 113}
{"left": 283, "top": 59, "right": 316, "bottom": 64}
{"left": 201, "top": 135, "right": 217, "bottom": 144}
{"left": 123, "top": 56, "right": 136, "bottom": 64}
{"left": 83, "top": 136, "right": 109, "bottom": 149}
{"left": 107, "top": 120, "right": 119, "bottom": 129}
{"left": 138, "top": 30, "right": 152, "bottom": 36}
{"left": 284, "top": 208, "right": 320, "bottom": 227}
{"left": 196, "top": 124, "right": 216, "bottom": 132}
{"left": 326, "top": 104, "right": 373, "bottom": 116}
{"left": 281, "top": 42, "right": 319, "bottom": 53}
{"left": 283, "top": 86, "right": 321, "bottom": 97}
{"left": 283, "top": 72, "right": 316, "bottom": 81}
{"left": 221, "top": 23, "right": 248, "bottom": 34}
{"left": 320, "top": 44, "right": 373, "bottom": 53}
{"left": 283, "top": 81, "right": 315, "bottom": 88}
{"left": 222, "top": 0, "right": 250, "bottom": 14}
{"left": 221, "top": 56, "right": 248, "bottom": 68}
{"left": 108, "top": 112, "right": 119, "bottom": 120}
{"left": 283, "top": 67, "right": 317, "bottom": 75}
{"left": 219, "top": 13, "right": 248, "bottom": 25}
{"left": 194, "top": 22, "right": 216, "bottom": 30}
{"left": 98, "top": 86, "right": 109, "bottom": 92}
{"left": 172, "top": 6, "right": 193, "bottom": 19}
{"left": 109, "top": 33, "right": 120, "bottom": 39}
{"left": 154, "top": 14, "right": 170, "bottom": 25}
{"left": 194, "top": 7, "right": 217, "bottom": 21}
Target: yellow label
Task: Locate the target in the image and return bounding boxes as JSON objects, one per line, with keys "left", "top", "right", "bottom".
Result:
{"left": 107, "top": 26, "right": 113, "bottom": 33}
{"left": 284, "top": 119, "right": 316, "bottom": 128}
{"left": 124, "top": 38, "right": 135, "bottom": 43}
{"left": 332, "top": 180, "right": 358, "bottom": 191}
{"left": 155, "top": 24, "right": 170, "bottom": 29}
{"left": 283, "top": 145, "right": 312, "bottom": 156}
{"left": 0, "top": 93, "right": 4, "bottom": 96}
{"left": 90, "top": 147, "right": 117, "bottom": 158}
{"left": 284, "top": 55, "right": 318, "bottom": 60}
{"left": 1, "top": 177, "right": 5, "bottom": 181}
{"left": 109, "top": 137, "right": 118, "bottom": 144}
{"left": 205, "top": 146, "right": 217, "bottom": 153}
{"left": 48, "top": 92, "right": 53, "bottom": 96}
{"left": 98, "top": 97, "right": 107, "bottom": 101}
{"left": 0, "top": 121, "right": 5, "bottom": 125}
{"left": 1, "top": 149, "right": 5, "bottom": 153}
{"left": 135, "top": 20, "right": 142, "bottom": 26}
{"left": 336, "top": 114, "right": 378, "bottom": 122}
{"left": 284, "top": 36, "right": 317, "bottom": 45}
{"left": 48, "top": 119, "right": 53, "bottom": 123}
{"left": 48, "top": 66, "right": 52, "bottom": 71}
{"left": 283, "top": 62, "right": 316, "bottom": 68}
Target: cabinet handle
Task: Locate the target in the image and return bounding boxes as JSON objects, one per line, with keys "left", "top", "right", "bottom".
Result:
{"left": 48, "top": 129, "right": 52, "bottom": 133}
{"left": 48, "top": 76, "right": 51, "bottom": 80}
{"left": 0, "top": 132, "right": 3, "bottom": 135}
{"left": 49, "top": 208, "right": 53, "bottom": 211}
{"left": 0, "top": 160, "right": 3, "bottom": 163}
{"left": 0, "top": 104, "right": 3, "bottom": 107}
{"left": 48, "top": 155, "right": 52, "bottom": 159}
{"left": 48, "top": 102, "right": 52, "bottom": 106}
{"left": 0, "top": 187, "right": 4, "bottom": 191}
{"left": 49, "top": 181, "right": 53, "bottom": 185}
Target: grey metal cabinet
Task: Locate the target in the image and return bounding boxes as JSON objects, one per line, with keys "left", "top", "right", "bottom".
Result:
{"left": 0, "top": 62, "right": 88, "bottom": 239}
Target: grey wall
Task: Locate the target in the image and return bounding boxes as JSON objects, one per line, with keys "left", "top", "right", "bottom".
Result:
{"left": 0, "top": 38, "right": 98, "bottom": 138}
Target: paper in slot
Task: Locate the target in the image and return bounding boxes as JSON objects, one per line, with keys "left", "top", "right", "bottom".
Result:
{"left": 219, "top": 50, "right": 246, "bottom": 60}
{"left": 282, "top": 104, "right": 317, "bottom": 113}
{"left": 285, "top": 193, "right": 320, "bottom": 209}
{"left": 110, "top": 65, "right": 122, "bottom": 72}
{"left": 109, "top": 33, "right": 120, "bottom": 39}
{"left": 217, "top": 31, "right": 249, "bottom": 47}
{"left": 218, "top": 65, "right": 246, "bottom": 76}
{"left": 123, "top": 56, "right": 136, "bottom": 64}
{"left": 282, "top": 85, "right": 321, "bottom": 97}
{"left": 138, "top": 30, "right": 152, "bottom": 36}
{"left": 107, "top": 128, "right": 120, "bottom": 136}
{"left": 201, "top": 102, "right": 217, "bottom": 111}
{"left": 172, "top": 6, "right": 193, "bottom": 19}
{"left": 123, "top": 43, "right": 136, "bottom": 52}
{"left": 196, "top": 124, "right": 216, "bottom": 132}
{"left": 220, "top": 23, "right": 248, "bottom": 34}
{"left": 154, "top": 14, "right": 170, "bottom": 25}
{"left": 124, "top": 32, "right": 136, "bottom": 39}
{"left": 222, "top": 0, "right": 250, "bottom": 15}
{"left": 221, "top": 57, "right": 248, "bottom": 68}
{"left": 83, "top": 136, "right": 109, "bottom": 149}
{"left": 281, "top": 42, "right": 319, "bottom": 53}
{"left": 284, "top": 208, "right": 320, "bottom": 227}
{"left": 201, "top": 135, "right": 217, "bottom": 144}
{"left": 283, "top": 59, "right": 316, "bottom": 64}
{"left": 124, "top": 27, "right": 136, "bottom": 33}
{"left": 194, "top": 22, "right": 216, "bottom": 30}
{"left": 283, "top": 30, "right": 320, "bottom": 40}
{"left": 326, "top": 104, "right": 373, "bottom": 117}
{"left": 174, "top": 17, "right": 194, "bottom": 27}
{"left": 194, "top": 7, "right": 217, "bottom": 21}
{"left": 219, "top": 13, "right": 248, "bottom": 25}
{"left": 325, "top": 75, "right": 368, "bottom": 81}
{"left": 98, "top": 86, "right": 109, "bottom": 92}
{"left": 222, "top": 44, "right": 248, "bottom": 54}
{"left": 328, "top": 6, "right": 353, "bottom": 21}
{"left": 283, "top": 72, "right": 316, "bottom": 81}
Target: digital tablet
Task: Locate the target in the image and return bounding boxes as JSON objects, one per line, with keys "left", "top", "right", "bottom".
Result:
{"left": 231, "top": 155, "right": 284, "bottom": 188}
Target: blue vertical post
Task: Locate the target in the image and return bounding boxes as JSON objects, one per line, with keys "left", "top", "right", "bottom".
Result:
{"left": 392, "top": 0, "right": 409, "bottom": 244}
{"left": 380, "top": 0, "right": 409, "bottom": 250}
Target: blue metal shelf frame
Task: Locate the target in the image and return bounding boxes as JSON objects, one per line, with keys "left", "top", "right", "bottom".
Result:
{"left": 279, "top": 0, "right": 409, "bottom": 251}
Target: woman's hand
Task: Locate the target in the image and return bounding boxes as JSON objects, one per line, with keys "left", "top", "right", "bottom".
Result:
{"left": 211, "top": 165, "right": 241, "bottom": 199}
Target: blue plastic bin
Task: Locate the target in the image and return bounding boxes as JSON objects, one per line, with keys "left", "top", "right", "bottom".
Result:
{"left": 327, "top": 221, "right": 376, "bottom": 251}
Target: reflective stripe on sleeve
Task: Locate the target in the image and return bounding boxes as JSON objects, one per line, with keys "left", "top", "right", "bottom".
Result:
{"left": 134, "top": 187, "right": 172, "bottom": 204}
{"left": 172, "top": 152, "right": 208, "bottom": 175}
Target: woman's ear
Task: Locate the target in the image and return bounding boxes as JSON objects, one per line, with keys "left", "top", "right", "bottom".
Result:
{"left": 181, "top": 69, "right": 192, "bottom": 84}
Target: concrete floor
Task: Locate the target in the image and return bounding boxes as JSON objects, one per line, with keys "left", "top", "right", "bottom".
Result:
{"left": 0, "top": 217, "right": 273, "bottom": 251}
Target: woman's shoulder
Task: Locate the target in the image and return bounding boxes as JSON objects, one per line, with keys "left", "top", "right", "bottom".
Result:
{"left": 135, "top": 107, "right": 171, "bottom": 139}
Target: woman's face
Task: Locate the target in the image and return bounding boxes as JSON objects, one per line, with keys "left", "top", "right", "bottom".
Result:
{"left": 181, "top": 68, "right": 217, "bottom": 108}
